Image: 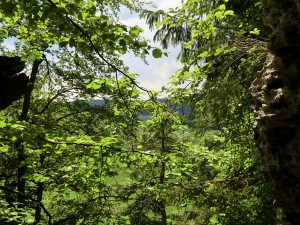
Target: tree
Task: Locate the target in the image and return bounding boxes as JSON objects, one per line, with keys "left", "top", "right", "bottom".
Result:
{"left": 250, "top": 0, "right": 300, "bottom": 224}
{"left": 0, "top": 0, "right": 152, "bottom": 224}
{"left": 142, "top": 0, "right": 300, "bottom": 224}
{"left": 1, "top": 0, "right": 298, "bottom": 224}
{"left": 142, "top": 0, "right": 277, "bottom": 224}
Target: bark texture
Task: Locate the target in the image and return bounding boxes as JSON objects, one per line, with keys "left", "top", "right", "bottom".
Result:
{"left": 250, "top": 0, "right": 300, "bottom": 224}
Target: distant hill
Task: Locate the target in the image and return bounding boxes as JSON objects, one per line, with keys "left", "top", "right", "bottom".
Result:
{"left": 88, "top": 98, "right": 191, "bottom": 115}
{"left": 156, "top": 98, "right": 191, "bottom": 115}
{"left": 88, "top": 99, "right": 106, "bottom": 106}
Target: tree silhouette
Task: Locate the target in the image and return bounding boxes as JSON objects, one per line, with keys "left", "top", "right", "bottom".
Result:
{"left": 0, "top": 56, "right": 28, "bottom": 110}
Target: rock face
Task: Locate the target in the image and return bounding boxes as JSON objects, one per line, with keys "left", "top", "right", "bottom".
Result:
{"left": 250, "top": 0, "right": 300, "bottom": 224}
{"left": 0, "top": 56, "right": 28, "bottom": 110}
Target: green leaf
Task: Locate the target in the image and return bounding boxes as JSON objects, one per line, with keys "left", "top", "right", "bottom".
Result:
{"left": 86, "top": 79, "right": 106, "bottom": 90}
{"left": 105, "top": 78, "right": 114, "bottom": 85}
{"left": 250, "top": 28, "right": 260, "bottom": 35}
{"left": 152, "top": 48, "right": 163, "bottom": 58}
{"left": 127, "top": 73, "right": 136, "bottom": 79}
{"left": 219, "top": 4, "right": 226, "bottom": 11}
{"left": 146, "top": 120, "right": 155, "bottom": 125}
{"left": 0, "top": 146, "right": 8, "bottom": 153}
{"left": 100, "top": 15, "right": 109, "bottom": 23}
{"left": 224, "top": 10, "right": 234, "bottom": 16}
{"left": 65, "top": 166, "right": 73, "bottom": 172}
{"left": 118, "top": 48, "right": 127, "bottom": 54}
{"left": 199, "top": 51, "right": 209, "bottom": 57}
{"left": 0, "top": 121, "right": 6, "bottom": 128}
{"left": 209, "top": 215, "right": 219, "bottom": 224}
{"left": 0, "top": 29, "right": 8, "bottom": 38}
{"left": 214, "top": 11, "right": 223, "bottom": 18}
{"left": 33, "top": 174, "right": 50, "bottom": 182}
{"left": 129, "top": 26, "right": 143, "bottom": 37}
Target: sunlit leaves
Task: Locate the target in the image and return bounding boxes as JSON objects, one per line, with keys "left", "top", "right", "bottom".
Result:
{"left": 0, "top": 120, "right": 5, "bottom": 128}
{"left": 87, "top": 78, "right": 107, "bottom": 90}
{"left": 224, "top": 10, "right": 234, "bottom": 16}
{"left": 129, "top": 26, "right": 144, "bottom": 37}
{"left": 0, "top": 145, "right": 8, "bottom": 153}
{"left": 0, "top": 28, "right": 8, "bottom": 38}
{"left": 0, "top": 0, "right": 150, "bottom": 61}
{"left": 250, "top": 27, "right": 260, "bottom": 35}
{"left": 214, "top": 8, "right": 234, "bottom": 18}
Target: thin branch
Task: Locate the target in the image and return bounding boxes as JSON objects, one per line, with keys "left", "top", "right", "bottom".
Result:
{"left": 114, "top": 71, "right": 135, "bottom": 119}
{"left": 222, "top": 52, "right": 248, "bottom": 72}
{"left": 55, "top": 112, "right": 81, "bottom": 122}
{"left": 42, "top": 138, "right": 155, "bottom": 156}
{"left": 37, "top": 89, "right": 71, "bottom": 114}
{"left": 43, "top": 54, "right": 51, "bottom": 77}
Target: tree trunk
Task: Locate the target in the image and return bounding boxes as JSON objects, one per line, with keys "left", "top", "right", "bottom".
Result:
{"left": 159, "top": 125, "right": 167, "bottom": 225}
{"left": 34, "top": 154, "right": 45, "bottom": 225}
{"left": 250, "top": 0, "right": 300, "bottom": 224}
{"left": 159, "top": 161, "right": 167, "bottom": 225}
{"left": 16, "top": 60, "right": 42, "bottom": 208}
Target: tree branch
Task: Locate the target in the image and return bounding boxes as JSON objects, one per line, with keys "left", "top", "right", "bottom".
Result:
{"left": 42, "top": 138, "right": 155, "bottom": 155}
{"left": 19, "top": 60, "right": 43, "bottom": 121}
{"left": 0, "top": 186, "right": 52, "bottom": 225}
{"left": 37, "top": 89, "right": 71, "bottom": 115}
{"left": 45, "top": 0, "right": 152, "bottom": 95}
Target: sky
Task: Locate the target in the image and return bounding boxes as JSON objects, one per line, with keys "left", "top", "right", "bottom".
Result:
{"left": 120, "top": 0, "right": 183, "bottom": 94}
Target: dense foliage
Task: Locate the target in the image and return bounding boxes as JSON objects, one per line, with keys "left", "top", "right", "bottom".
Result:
{"left": 0, "top": 0, "right": 277, "bottom": 224}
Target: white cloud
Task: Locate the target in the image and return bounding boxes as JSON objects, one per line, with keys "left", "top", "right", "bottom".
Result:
{"left": 120, "top": 16, "right": 153, "bottom": 43}
{"left": 1, "top": 37, "right": 18, "bottom": 51}
{"left": 120, "top": 0, "right": 183, "bottom": 93}
{"left": 122, "top": 45, "right": 181, "bottom": 90}
{"left": 137, "top": 58, "right": 181, "bottom": 99}
{"left": 152, "top": 0, "right": 183, "bottom": 11}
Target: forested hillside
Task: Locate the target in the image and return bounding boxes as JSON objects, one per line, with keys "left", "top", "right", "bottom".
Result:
{"left": 0, "top": 0, "right": 299, "bottom": 224}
